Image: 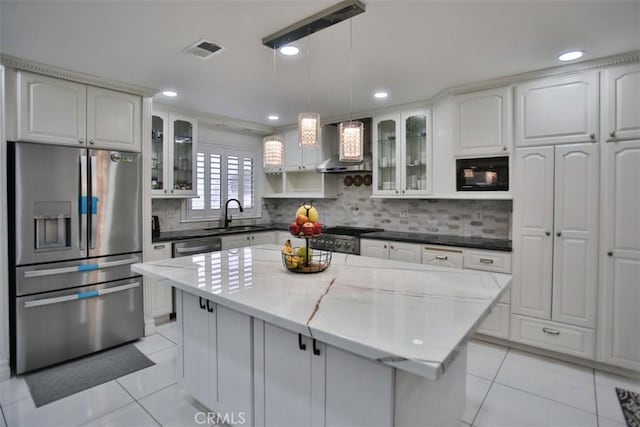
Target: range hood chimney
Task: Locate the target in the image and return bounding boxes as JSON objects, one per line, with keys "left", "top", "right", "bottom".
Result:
{"left": 316, "top": 118, "right": 372, "bottom": 173}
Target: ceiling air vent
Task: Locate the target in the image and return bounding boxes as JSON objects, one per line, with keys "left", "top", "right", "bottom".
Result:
{"left": 184, "top": 39, "right": 223, "bottom": 59}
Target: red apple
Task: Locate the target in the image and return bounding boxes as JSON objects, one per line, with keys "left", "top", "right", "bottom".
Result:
{"left": 302, "top": 222, "right": 315, "bottom": 237}
{"left": 289, "top": 222, "right": 301, "bottom": 236}
{"left": 296, "top": 214, "right": 309, "bottom": 226}
{"left": 313, "top": 222, "right": 322, "bottom": 236}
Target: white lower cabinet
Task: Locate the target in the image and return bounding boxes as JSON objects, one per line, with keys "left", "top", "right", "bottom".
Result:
{"left": 360, "top": 239, "right": 422, "bottom": 263}
{"left": 259, "top": 322, "right": 394, "bottom": 427}
{"left": 180, "top": 291, "right": 253, "bottom": 424}
{"left": 597, "top": 139, "right": 640, "bottom": 371}
{"left": 220, "top": 231, "right": 277, "bottom": 250}
{"left": 147, "top": 243, "right": 173, "bottom": 319}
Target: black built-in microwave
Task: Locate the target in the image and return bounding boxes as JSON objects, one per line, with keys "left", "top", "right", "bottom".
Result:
{"left": 456, "top": 156, "right": 509, "bottom": 191}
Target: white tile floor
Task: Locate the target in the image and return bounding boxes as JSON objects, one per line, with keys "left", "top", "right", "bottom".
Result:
{"left": 0, "top": 322, "right": 638, "bottom": 427}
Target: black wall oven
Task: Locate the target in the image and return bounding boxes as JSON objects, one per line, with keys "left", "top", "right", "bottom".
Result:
{"left": 456, "top": 156, "right": 509, "bottom": 191}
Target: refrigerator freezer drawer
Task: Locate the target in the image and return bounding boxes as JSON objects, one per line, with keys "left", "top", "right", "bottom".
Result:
{"left": 15, "top": 278, "right": 143, "bottom": 374}
{"left": 15, "top": 253, "right": 141, "bottom": 296}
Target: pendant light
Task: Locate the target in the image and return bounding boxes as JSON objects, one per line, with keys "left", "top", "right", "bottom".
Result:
{"left": 339, "top": 18, "right": 363, "bottom": 162}
{"left": 264, "top": 48, "right": 285, "bottom": 167}
{"left": 298, "top": 34, "right": 320, "bottom": 147}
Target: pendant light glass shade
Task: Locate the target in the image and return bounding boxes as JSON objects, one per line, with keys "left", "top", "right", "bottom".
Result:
{"left": 263, "top": 134, "right": 284, "bottom": 167}
{"left": 298, "top": 112, "right": 320, "bottom": 147}
{"left": 339, "top": 121, "right": 364, "bottom": 162}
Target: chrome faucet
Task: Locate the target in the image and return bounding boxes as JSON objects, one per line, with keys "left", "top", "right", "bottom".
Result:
{"left": 224, "top": 198, "right": 244, "bottom": 228}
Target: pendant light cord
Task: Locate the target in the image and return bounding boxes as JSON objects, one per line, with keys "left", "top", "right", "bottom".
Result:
{"left": 306, "top": 33, "right": 312, "bottom": 112}
{"left": 349, "top": 19, "right": 353, "bottom": 123}
{"left": 272, "top": 47, "right": 277, "bottom": 114}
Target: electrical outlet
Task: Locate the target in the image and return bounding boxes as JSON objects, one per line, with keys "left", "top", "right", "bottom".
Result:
{"left": 166, "top": 209, "right": 176, "bottom": 218}
{"left": 400, "top": 210, "right": 409, "bottom": 218}
{"left": 475, "top": 211, "right": 482, "bottom": 221}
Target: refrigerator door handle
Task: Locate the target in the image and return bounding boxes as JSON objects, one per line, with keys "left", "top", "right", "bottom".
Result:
{"left": 89, "top": 155, "right": 98, "bottom": 250}
{"left": 23, "top": 256, "right": 140, "bottom": 278}
{"left": 23, "top": 282, "right": 140, "bottom": 309}
{"left": 79, "top": 155, "right": 88, "bottom": 250}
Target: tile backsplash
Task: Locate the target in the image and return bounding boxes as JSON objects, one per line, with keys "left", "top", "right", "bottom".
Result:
{"left": 154, "top": 185, "right": 512, "bottom": 240}
{"left": 263, "top": 184, "right": 512, "bottom": 240}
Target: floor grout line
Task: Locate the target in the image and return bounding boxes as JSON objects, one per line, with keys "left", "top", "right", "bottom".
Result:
{"left": 115, "top": 379, "right": 163, "bottom": 427}
{"left": 1, "top": 404, "right": 7, "bottom": 427}
{"left": 593, "top": 368, "right": 600, "bottom": 427}
{"left": 469, "top": 347, "right": 510, "bottom": 426}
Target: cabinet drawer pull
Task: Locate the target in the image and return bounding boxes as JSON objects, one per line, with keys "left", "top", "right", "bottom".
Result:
{"left": 153, "top": 244, "right": 165, "bottom": 250}
{"left": 298, "top": 334, "right": 306, "bottom": 351}
{"left": 542, "top": 327, "right": 560, "bottom": 335}
{"left": 435, "top": 255, "right": 448, "bottom": 260}
{"left": 206, "top": 300, "right": 214, "bottom": 313}
{"left": 312, "top": 339, "right": 321, "bottom": 356}
{"left": 479, "top": 258, "right": 494, "bottom": 264}
{"left": 199, "top": 297, "right": 206, "bottom": 310}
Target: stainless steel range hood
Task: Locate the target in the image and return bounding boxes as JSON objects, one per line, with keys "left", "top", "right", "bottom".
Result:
{"left": 316, "top": 118, "right": 372, "bottom": 173}
{"left": 316, "top": 152, "right": 372, "bottom": 173}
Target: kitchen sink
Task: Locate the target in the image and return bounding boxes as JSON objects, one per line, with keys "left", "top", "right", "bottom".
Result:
{"left": 204, "top": 225, "right": 267, "bottom": 233}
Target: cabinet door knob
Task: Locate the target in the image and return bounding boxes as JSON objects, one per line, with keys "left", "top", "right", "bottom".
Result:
{"left": 610, "top": 131, "right": 616, "bottom": 138}
{"left": 164, "top": 189, "right": 168, "bottom": 193}
{"left": 402, "top": 190, "right": 405, "bottom": 194}
{"left": 89, "top": 139, "right": 95, "bottom": 145}
{"left": 79, "top": 138, "right": 84, "bottom": 144}
{"left": 199, "top": 297, "right": 206, "bottom": 310}
{"left": 590, "top": 133, "right": 596, "bottom": 140}
{"left": 298, "top": 334, "right": 306, "bottom": 351}
{"left": 502, "top": 146, "right": 507, "bottom": 151}
{"left": 312, "top": 339, "right": 321, "bottom": 356}
{"left": 170, "top": 190, "right": 174, "bottom": 193}
{"left": 383, "top": 245, "right": 387, "bottom": 249}
{"left": 607, "top": 251, "right": 613, "bottom": 257}
{"left": 206, "top": 300, "right": 214, "bottom": 313}
{"left": 395, "top": 190, "right": 399, "bottom": 194}
{"left": 545, "top": 231, "right": 551, "bottom": 236}
{"left": 390, "top": 245, "right": 394, "bottom": 250}
{"left": 556, "top": 232, "right": 562, "bottom": 237}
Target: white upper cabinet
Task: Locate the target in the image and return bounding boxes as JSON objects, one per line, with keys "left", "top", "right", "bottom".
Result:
{"left": 372, "top": 109, "right": 432, "bottom": 197}
{"left": 515, "top": 71, "right": 599, "bottom": 146}
{"left": 283, "top": 127, "right": 324, "bottom": 170}
{"left": 86, "top": 86, "right": 141, "bottom": 151}
{"left": 453, "top": 86, "right": 512, "bottom": 156}
{"left": 598, "top": 139, "right": 640, "bottom": 371}
{"left": 17, "top": 72, "right": 86, "bottom": 146}
{"left": 15, "top": 71, "right": 141, "bottom": 151}
{"left": 603, "top": 63, "right": 640, "bottom": 142}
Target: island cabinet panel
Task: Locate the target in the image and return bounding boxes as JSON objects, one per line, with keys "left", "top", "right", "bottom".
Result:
{"left": 325, "top": 346, "right": 394, "bottom": 427}
{"left": 360, "top": 239, "right": 390, "bottom": 259}
{"left": 360, "top": 239, "right": 422, "bottom": 263}
{"left": 180, "top": 291, "right": 254, "bottom": 423}
{"left": 182, "top": 292, "right": 216, "bottom": 408}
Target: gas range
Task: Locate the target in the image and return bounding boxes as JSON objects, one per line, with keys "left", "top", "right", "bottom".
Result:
{"left": 310, "top": 226, "right": 384, "bottom": 255}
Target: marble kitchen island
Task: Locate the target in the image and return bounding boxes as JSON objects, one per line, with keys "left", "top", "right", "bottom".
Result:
{"left": 132, "top": 244, "right": 511, "bottom": 427}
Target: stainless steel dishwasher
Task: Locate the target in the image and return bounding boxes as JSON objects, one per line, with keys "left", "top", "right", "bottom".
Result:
{"left": 172, "top": 236, "right": 222, "bottom": 258}
{"left": 170, "top": 236, "right": 222, "bottom": 316}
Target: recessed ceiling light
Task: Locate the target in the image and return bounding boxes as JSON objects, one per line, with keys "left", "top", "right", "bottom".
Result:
{"left": 558, "top": 50, "right": 585, "bottom": 62}
{"left": 268, "top": 114, "right": 279, "bottom": 121}
{"left": 374, "top": 91, "right": 388, "bottom": 99}
{"left": 279, "top": 45, "right": 300, "bottom": 56}
{"left": 161, "top": 90, "right": 178, "bottom": 97}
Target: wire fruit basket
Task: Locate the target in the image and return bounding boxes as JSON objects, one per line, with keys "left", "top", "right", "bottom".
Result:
{"left": 282, "top": 249, "right": 332, "bottom": 274}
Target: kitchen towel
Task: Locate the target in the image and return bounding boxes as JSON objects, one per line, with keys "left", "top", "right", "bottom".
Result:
{"left": 617, "top": 387, "right": 640, "bottom": 427}
{"left": 24, "top": 343, "right": 154, "bottom": 407}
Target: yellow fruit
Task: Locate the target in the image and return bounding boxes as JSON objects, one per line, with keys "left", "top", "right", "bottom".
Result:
{"left": 296, "top": 206, "right": 319, "bottom": 223}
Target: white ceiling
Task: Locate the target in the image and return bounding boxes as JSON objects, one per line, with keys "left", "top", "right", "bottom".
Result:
{"left": 1, "top": 0, "right": 639, "bottom": 128}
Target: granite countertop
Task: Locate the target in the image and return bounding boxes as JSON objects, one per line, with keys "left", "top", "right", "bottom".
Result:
{"left": 152, "top": 223, "right": 289, "bottom": 243}
{"left": 132, "top": 244, "right": 511, "bottom": 380}
{"left": 360, "top": 231, "right": 512, "bottom": 252}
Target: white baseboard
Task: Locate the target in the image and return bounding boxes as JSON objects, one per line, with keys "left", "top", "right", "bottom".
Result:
{"left": 0, "top": 358, "right": 10, "bottom": 381}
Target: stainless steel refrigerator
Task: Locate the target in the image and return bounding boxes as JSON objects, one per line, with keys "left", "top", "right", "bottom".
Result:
{"left": 8, "top": 142, "right": 143, "bottom": 374}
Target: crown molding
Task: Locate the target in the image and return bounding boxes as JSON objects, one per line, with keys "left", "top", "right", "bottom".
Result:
{"left": 0, "top": 54, "right": 159, "bottom": 97}
{"left": 432, "top": 50, "right": 640, "bottom": 100}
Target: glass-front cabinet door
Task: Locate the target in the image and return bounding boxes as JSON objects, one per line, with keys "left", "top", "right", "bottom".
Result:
{"left": 373, "top": 114, "right": 401, "bottom": 195}
{"left": 171, "top": 117, "right": 195, "bottom": 195}
{"left": 151, "top": 112, "right": 168, "bottom": 195}
{"left": 151, "top": 110, "right": 197, "bottom": 198}
{"left": 401, "top": 110, "right": 431, "bottom": 195}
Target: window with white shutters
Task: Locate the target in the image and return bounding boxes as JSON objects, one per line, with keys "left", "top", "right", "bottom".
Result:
{"left": 186, "top": 143, "right": 259, "bottom": 220}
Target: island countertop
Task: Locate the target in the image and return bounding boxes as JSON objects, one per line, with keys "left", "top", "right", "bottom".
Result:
{"left": 132, "top": 244, "right": 511, "bottom": 380}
